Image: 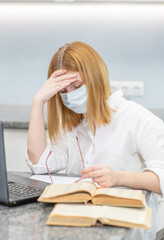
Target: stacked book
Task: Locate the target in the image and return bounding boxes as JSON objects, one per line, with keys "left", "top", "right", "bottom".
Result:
{"left": 38, "top": 181, "right": 152, "bottom": 228}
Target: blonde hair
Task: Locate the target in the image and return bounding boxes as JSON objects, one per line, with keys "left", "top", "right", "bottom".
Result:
{"left": 47, "top": 41, "right": 112, "bottom": 143}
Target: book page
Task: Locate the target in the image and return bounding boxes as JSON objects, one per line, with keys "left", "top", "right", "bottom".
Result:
{"left": 50, "top": 203, "right": 152, "bottom": 229}
{"left": 51, "top": 203, "right": 101, "bottom": 219}
{"left": 100, "top": 205, "right": 152, "bottom": 227}
{"left": 41, "top": 181, "right": 97, "bottom": 198}
{"left": 94, "top": 187, "right": 143, "bottom": 200}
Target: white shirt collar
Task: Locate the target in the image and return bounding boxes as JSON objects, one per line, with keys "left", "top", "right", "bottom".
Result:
{"left": 83, "top": 89, "right": 123, "bottom": 121}
{"left": 107, "top": 90, "right": 124, "bottom": 110}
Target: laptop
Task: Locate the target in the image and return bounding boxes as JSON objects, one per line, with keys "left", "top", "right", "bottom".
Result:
{"left": 0, "top": 121, "right": 49, "bottom": 207}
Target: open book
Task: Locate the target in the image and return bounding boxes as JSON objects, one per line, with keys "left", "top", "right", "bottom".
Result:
{"left": 38, "top": 181, "right": 146, "bottom": 207}
{"left": 46, "top": 203, "right": 152, "bottom": 229}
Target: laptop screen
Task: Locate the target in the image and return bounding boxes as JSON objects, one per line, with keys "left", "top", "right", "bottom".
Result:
{"left": 0, "top": 121, "right": 9, "bottom": 203}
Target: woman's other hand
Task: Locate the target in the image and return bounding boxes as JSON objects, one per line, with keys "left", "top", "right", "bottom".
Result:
{"left": 81, "top": 165, "right": 119, "bottom": 187}
{"left": 34, "top": 69, "right": 77, "bottom": 105}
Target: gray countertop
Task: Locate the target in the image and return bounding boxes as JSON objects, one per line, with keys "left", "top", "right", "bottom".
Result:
{"left": 0, "top": 172, "right": 133, "bottom": 240}
{"left": 0, "top": 105, "right": 47, "bottom": 129}
{"left": 0, "top": 104, "right": 164, "bottom": 129}
{"left": 0, "top": 202, "right": 133, "bottom": 240}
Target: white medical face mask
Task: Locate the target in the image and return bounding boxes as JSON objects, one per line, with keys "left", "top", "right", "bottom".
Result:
{"left": 60, "top": 85, "right": 87, "bottom": 114}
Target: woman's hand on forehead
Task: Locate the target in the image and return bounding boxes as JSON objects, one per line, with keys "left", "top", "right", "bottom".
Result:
{"left": 33, "top": 69, "right": 78, "bottom": 104}
{"left": 50, "top": 69, "right": 77, "bottom": 82}
{"left": 58, "top": 70, "right": 84, "bottom": 93}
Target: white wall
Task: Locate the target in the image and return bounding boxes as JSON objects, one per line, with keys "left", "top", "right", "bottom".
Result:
{"left": 0, "top": 3, "right": 164, "bottom": 108}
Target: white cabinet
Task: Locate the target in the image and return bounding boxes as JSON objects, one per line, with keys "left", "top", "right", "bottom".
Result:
{"left": 4, "top": 128, "right": 29, "bottom": 172}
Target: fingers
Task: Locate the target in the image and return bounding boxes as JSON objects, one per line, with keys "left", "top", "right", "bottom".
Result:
{"left": 50, "top": 69, "right": 77, "bottom": 82}
{"left": 97, "top": 182, "right": 108, "bottom": 187}
{"left": 82, "top": 169, "right": 104, "bottom": 179}
{"left": 81, "top": 165, "right": 106, "bottom": 174}
{"left": 48, "top": 71, "right": 78, "bottom": 94}
{"left": 92, "top": 176, "right": 104, "bottom": 183}
{"left": 55, "top": 78, "right": 77, "bottom": 92}
{"left": 92, "top": 176, "right": 110, "bottom": 187}
{"left": 50, "top": 71, "right": 77, "bottom": 87}
{"left": 50, "top": 69, "right": 67, "bottom": 78}
{"left": 81, "top": 165, "right": 115, "bottom": 188}
{"left": 55, "top": 73, "right": 77, "bottom": 83}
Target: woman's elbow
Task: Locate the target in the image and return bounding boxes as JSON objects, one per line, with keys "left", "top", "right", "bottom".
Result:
{"left": 27, "top": 149, "right": 40, "bottom": 165}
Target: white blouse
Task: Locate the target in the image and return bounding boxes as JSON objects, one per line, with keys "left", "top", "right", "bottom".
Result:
{"left": 26, "top": 90, "right": 164, "bottom": 239}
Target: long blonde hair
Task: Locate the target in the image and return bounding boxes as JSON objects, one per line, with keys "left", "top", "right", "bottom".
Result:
{"left": 47, "top": 41, "right": 112, "bottom": 143}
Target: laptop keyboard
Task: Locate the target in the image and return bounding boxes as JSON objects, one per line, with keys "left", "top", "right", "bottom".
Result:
{"left": 8, "top": 182, "right": 42, "bottom": 198}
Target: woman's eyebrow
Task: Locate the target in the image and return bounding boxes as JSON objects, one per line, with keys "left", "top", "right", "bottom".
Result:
{"left": 69, "top": 80, "right": 82, "bottom": 86}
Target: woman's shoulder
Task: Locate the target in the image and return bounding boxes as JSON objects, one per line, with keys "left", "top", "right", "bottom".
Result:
{"left": 119, "top": 98, "right": 163, "bottom": 126}
{"left": 108, "top": 90, "right": 158, "bottom": 122}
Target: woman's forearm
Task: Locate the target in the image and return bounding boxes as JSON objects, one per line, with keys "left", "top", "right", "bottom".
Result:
{"left": 116, "top": 170, "right": 162, "bottom": 194}
{"left": 27, "top": 97, "right": 47, "bottom": 165}
{"left": 27, "top": 70, "right": 77, "bottom": 165}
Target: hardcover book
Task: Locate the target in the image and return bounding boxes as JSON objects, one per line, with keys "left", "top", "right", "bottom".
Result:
{"left": 38, "top": 181, "right": 146, "bottom": 207}
{"left": 46, "top": 203, "right": 152, "bottom": 229}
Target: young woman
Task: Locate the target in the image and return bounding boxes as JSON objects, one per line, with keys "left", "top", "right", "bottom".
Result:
{"left": 26, "top": 41, "right": 164, "bottom": 239}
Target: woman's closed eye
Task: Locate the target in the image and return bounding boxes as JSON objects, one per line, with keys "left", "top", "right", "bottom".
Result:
{"left": 74, "top": 83, "right": 82, "bottom": 89}
{"left": 60, "top": 89, "right": 67, "bottom": 93}
{"left": 60, "top": 82, "right": 83, "bottom": 94}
